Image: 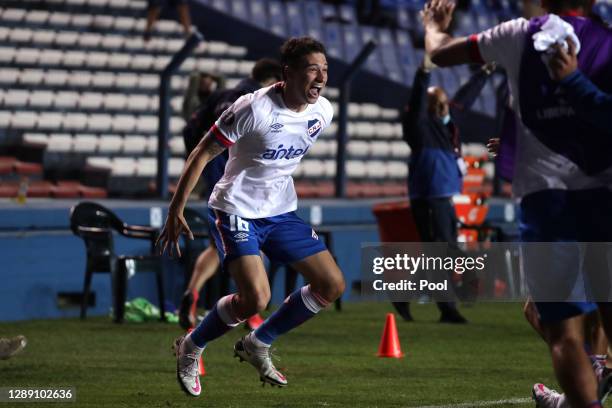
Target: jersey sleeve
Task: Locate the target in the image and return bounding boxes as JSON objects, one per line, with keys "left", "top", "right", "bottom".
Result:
{"left": 473, "top": 18, "right": 529, "bottom": 69}
{"left": 211, "top": 94, "right": 258, "bottom": 147}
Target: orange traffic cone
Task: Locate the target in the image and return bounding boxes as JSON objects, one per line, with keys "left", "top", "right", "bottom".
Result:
{"left": 246, "top": 314, "right": 265, "bottom": 330}
{"left": 377, "top": 313, "right": 404, "bottom": 358}
{"left": 187, "top": 328, "right": 206, "bottom": 376}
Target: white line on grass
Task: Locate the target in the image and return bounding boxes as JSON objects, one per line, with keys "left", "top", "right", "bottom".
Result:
{"left": 413, "top": 397, "right": 532, "bottom": 408}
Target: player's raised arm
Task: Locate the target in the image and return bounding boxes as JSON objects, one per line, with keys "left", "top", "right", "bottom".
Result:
{"left": 156, "top": 131, "right": 226, "bottom": 257}
{"left": 422, "top": 0, "right": 472, "bottom": 67}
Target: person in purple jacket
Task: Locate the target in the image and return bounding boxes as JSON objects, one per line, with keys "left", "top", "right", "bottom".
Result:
{"left": 420, "top": 0, "right": 612, "bottom": 407}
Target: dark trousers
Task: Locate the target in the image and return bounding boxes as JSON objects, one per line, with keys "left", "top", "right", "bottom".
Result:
{"left": 406, "top": 197, "right": 460, "bottom": 316}
{"left": 410, "top": 197, "right": 458, "bottom": 244}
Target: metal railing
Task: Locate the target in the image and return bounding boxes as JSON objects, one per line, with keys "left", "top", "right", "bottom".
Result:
{"left": 156, "top": 30, "right": 204, "bottom": 198}
{"left": 334, "top": 40, "right": 378, "bottom": 198}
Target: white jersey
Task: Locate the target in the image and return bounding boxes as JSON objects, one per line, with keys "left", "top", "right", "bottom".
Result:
{"left": 475, "top": 18, "right": 607, "bottom": 198}
{"left": 208, "top": 83, "right": 334, "bottom": 219}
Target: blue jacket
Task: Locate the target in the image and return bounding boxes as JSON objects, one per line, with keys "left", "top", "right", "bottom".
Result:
{"left": 402, "top": 68, "right": 487, "bottom": 198}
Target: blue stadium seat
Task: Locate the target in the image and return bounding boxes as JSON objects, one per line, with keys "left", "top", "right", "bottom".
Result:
{"left": 231, "top": 0, "right": 251, "bottom": 23}
{"left": 211, "top": 0, "right": 230, "bottom": 13}
{"left": 359, "top": 26, "right": 384, "bottom": 75}
{"left": 249, "top": 0, "right": 269, "bottom": 30}
{"left": 323, "top": 23, "right": 344, "bottom": 60}
{"left": 397, "top": 7, "right": 413, "bottom": 30}
{"left": 303, "top": 0, "right": 323, "bottom": 34}
{"left": 268, "top": 0, "right": 288, "bottom": 37}
{"left": 395, "top": 29, "right": 416, "bottom": 69}
{"left": 342, "top": 24, "right": 363, "bottom": 61}
{"left": 339, "top": 4, "right": 357, "bottom": 25}
{"left": 285, "top": 1, "right": 306, "bottom": 37}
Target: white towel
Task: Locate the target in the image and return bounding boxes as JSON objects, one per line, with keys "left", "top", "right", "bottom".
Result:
{"left": 532, "top": 14, "right": 581, "bottom": 54}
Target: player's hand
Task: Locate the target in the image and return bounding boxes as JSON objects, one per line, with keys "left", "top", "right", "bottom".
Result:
{"left": 547, "top": 38, "right": 578, "bottom": 81}
{"left": 155, "top": 206, "right": 194, "bottom": 258}
{"left": 421, "top": 0, "right": 456, "bottom": 33}
{"left": 486, "top": 138, "right": 500, "bottom": 157}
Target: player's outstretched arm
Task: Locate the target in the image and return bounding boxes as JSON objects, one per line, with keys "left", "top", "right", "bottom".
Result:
{"left": 156, "top": 132, "right": 226, "bottom": 257}
{"left": 422, "top": 0, "right": 472, "bottom": 67}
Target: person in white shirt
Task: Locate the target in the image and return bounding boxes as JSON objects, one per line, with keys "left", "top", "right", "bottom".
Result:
{"left": 157, "top": 37, "right": 345, "bottom": 396}
{"left": 419, "top": 1, "right": 612, "bottom": 407}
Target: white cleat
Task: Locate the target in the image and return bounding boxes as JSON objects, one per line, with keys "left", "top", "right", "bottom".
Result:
{"left": 234, "top": 336, "right": 287, "bottom": 387}
{"left": 532, "top": 383, "right": 568, "bottom": 408}
{"left": 173, "top": 334, "right": 202, "bottom": 397}
{"left": 0, "top": 335, "right": 27, "bottom": 360}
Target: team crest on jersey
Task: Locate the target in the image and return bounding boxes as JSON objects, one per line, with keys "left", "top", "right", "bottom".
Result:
{"left": 307, "top": 119, "right": 321, "bottom": 138}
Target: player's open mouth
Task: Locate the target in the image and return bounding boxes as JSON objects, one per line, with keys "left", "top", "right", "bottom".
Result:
{"left": 308, "top": 84, "right": 323, "bottom": 98}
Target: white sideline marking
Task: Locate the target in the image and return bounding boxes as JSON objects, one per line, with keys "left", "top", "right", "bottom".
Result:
{"left": 413, "top": 397, "right": 532, "bottom": 408}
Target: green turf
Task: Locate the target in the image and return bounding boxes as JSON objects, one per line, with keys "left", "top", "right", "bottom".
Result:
{"left": 0, "top": 303, "right": 563, "bottom": 407}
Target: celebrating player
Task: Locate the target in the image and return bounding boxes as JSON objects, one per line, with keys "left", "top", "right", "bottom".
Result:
{"left": 156, "top": 36, "right": 345, "bottom": 396}
{"left": 420, "top": 0, "right": 612, "bottom": 407}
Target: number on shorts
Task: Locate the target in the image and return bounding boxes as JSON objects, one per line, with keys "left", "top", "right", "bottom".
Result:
{"left": 229, "top": 215, "right": 249, "bottom": 232}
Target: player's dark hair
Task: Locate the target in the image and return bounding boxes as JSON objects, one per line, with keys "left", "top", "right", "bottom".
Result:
{"left": 251, "top": 58, "right": 282, "bottom": 84}
{"left": 280, "top": 37, "right": 327, "bottom": 70}
{"left": 542, "top": 0, "right": 594, "bottom": 13}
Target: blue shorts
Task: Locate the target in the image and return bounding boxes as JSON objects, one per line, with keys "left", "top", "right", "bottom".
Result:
{"left": 207, "top": 208, "right": 327, "bottom": 267}
{"left": 520, "top": 188, "right": 612, "bottom": 322}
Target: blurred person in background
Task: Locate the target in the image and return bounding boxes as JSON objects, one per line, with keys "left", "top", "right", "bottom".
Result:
{"left": 182, "top": 72, "right": 226, "bottom": 121}
{"left": 422, "top": 0, "right": 612, "bottom": 406}
{"left": 144, "top": 0, "right": 192, "bottom": 42}
{"left": 398, "top": 53, "right": 493, "bottom": 324}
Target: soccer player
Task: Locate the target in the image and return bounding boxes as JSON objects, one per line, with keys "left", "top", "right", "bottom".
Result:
{"left": 420, "top": 0, "right": 612, "bottom": 407}
{"left": 178, "top": 58, "right": 282, "bottom": 330}
{"left": 156, "top": 37, "right": 345, "bottom": 396}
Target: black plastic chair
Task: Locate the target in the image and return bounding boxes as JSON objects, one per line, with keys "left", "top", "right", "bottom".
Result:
{"left": 70, "top": 201, "right": 165, "bottom": 323}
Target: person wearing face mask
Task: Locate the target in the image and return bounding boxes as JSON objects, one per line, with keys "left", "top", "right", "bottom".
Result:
{"left": 398, "top": 53, "right": 491, "bottom": 324}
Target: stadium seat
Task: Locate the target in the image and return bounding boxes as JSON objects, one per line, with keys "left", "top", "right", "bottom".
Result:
{"left": 366, "top": 161, "right": 387, "bottom": 178}
{"left": 73, "top": 134, "right": 99, "bottom": 152}
{"left": 346, "top": 160, "right": 366, "bottom": 178}
{"left": 88, "top": 114, "right": 113, "bottom": 132}
{"left": 32, "top": 30, "right": 55, "bottom": 45}
{"left": 268, "top": 0, "right": 288, "bottom": 36}
{"left": 69, "top": 201, "right": 166, "bottom": 322}
{"left": 123, "top": 135, "right": 148, "bottom": 153}
{"left": 47, "top": 133, "right": 73, "bottom": 152}
{"left": 10, "top": 111, "right": 38, "bottom": 129}
{"left": 0, "top": 68, "right": 19, "bottom": 84}
{"left": 45, "top": 70, "right": 69, "bottom": 86}
{"left": 15, "top": 48, "right": 40, "bottom": 65}
{"left": 112, "top": 115, "right": 137, "bottom": 133}
{"left": 387, "top": 161, "right": 408, "bottom": 178}
{"left": 111, "top": 157, "right": 137, "bottom": 176}
{"left": 98, "top": 135, "right": 123, "bottom": 153}
{"left": 169, "top": 158, "right": 185, "bottom": 177}
{"left": 37, "top": 113, "right": 64, "bottom": 131}
{"left": 17, "top": 75, "right": 42, "bottom": 94}
{"left": 55, "top": 91, "right": 79, "bottom": 109}
{"left": 347, "top": 140, "right": 369, "bottom": 157}
{"left": 79, "top": 93, "right": 104, "bottom": 110}
{"left": 26, "top": 10, "right": 50, "bottom": 24}
{"left": 64, "top": 113, "right": 88, "bottom": 131}
{"left": 39, "top": 50, "right": 63, "bottom": 66}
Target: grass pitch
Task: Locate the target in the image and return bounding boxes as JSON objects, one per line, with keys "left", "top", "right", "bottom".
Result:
{"left": 0, "top": 302, "right": 561, "bottom": 407}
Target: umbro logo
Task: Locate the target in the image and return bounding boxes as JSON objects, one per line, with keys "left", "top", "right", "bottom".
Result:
{"left": 270, "top": 123, "right": 284, "bottom": 132}
{"left": 312, "top": 229, "right": 318, "bottom": 240}
{"left": 234, "top": 232, "right": 249, "bottom": 240}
